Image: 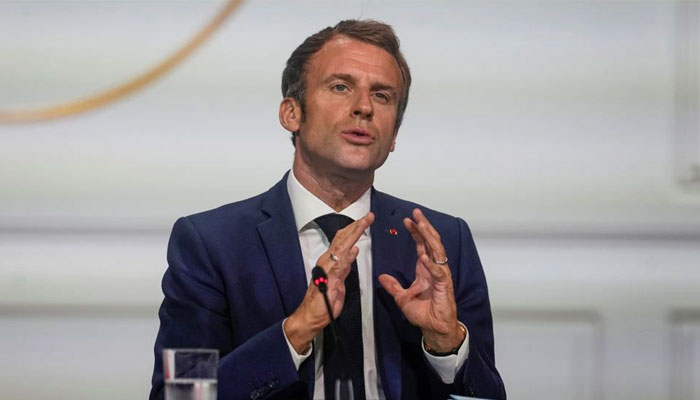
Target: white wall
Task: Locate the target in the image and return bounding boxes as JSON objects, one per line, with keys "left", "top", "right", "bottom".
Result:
{"left": 1, "top": 1, "right": 699, "bottom": 399}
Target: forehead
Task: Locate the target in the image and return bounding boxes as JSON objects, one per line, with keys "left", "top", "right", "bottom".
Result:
{"left": 306, "top": 35, "right": 402, "bottom": 88}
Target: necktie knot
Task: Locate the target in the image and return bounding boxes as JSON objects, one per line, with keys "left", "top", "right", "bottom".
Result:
{"left": 314, "top": 214, "right": 354, "bottom": 242}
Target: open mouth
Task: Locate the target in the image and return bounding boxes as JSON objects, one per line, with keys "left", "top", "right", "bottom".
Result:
{"left": 345, "top": 129, "right": 372, "bottom": 138}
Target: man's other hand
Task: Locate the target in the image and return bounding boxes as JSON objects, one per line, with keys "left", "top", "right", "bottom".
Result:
{"left": 378, "top": 208, "right": 466, "bottom": 353}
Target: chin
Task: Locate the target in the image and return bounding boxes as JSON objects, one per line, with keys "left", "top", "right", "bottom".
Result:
{"left": 334, "top": 156, "right": 375, "bottom": 172}
{"left": 331, "top": 162, "right": 375, "bottom": 177}
{"left": 336, "top": 150, "right": 384, "bottom": 170}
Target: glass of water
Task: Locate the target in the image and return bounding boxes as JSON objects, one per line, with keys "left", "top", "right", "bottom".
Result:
{"left": 163, "top": 348, "right": 219, "bottom": 400}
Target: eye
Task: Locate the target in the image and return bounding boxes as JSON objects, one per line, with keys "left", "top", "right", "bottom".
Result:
{"left": 332, "top": 84, "right": 348, "bottom": 92}
{"left": 373, "top": 92, "right": 390, "bottom": 103}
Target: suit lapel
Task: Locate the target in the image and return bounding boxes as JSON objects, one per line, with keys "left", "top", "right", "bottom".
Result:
{"left": 257, "top": 173, "right": 308, "bottom": 315}
{"left": 256, "top": 173, "right": 315, "bottom": 398}
{"left": 371, "top": 189, "right": 405, "bottom": 400}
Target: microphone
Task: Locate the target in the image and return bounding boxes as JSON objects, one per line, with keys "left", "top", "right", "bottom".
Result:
{"left": 311, "top": 266, "right": 340, "bottom": 347}
{"left": 312, "top": 266, "right": 329, "bottom": 293}
{"left": 311, "top": 266, "right": 354, "bottom": 400}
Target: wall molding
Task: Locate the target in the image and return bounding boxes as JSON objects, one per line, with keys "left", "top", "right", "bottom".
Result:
{"left": 0, "top": 304, "right": 156, "bottom": 318}
{"left": 2, "top": 224, "right": 700, "bottom": 242}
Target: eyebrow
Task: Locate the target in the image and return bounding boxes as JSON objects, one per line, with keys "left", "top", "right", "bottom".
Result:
{"left": 323, "top": 73, "right": 398, "bottom": 96}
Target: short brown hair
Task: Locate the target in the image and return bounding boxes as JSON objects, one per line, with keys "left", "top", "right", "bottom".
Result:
{"left": 281, "top": 19, "right": 412, "bottom": 145}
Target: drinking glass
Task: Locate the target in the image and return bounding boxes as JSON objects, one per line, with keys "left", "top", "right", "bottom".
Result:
{"left": 163, "top": 348, "right": 219, "bottom": 400}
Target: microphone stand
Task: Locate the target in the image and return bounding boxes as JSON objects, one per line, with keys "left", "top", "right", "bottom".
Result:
{"left": 312, "top": 266, "right": 354, "bottom": 400}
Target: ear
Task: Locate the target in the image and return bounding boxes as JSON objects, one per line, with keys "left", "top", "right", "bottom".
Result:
{"left": 390, "top": 127, "right": 399, "bottom": 152}
{"left": 279, "top": 97, "right": 302, "bottom": 133}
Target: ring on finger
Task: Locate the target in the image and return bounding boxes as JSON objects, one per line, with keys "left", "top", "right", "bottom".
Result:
{"left": 330, "top": 253, "right": 340, "bottom": 261}
{"left": 433, "top": 256, "right": 448, "bottom": 265}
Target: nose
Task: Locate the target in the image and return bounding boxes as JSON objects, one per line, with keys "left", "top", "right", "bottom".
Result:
{"left": 352, "top": 90, "right": 373, "bottom": 119}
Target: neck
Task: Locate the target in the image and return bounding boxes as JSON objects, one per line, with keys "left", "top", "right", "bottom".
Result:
{"left": 292, "top": 158, "right": 373, "bottom": 212}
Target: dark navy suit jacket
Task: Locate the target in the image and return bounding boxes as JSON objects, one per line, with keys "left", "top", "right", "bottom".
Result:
{"left": 150, "top": 173, "right": 506, "bottom": 400}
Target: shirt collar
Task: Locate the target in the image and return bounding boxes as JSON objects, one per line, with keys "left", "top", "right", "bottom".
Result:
{"left": 286, "top": 170, "right": 371, "bottom": 236}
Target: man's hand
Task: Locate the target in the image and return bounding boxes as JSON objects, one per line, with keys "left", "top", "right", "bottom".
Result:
{"left": 378, "top": 208, "right": 466, "bottom": 353}
{"left": 284, "top": 212, "right": 375, "bottom": 354}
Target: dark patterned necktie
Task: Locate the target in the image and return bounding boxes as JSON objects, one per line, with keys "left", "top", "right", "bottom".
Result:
{"left": 314, "top": 213, "right": 366, "bottom": 400}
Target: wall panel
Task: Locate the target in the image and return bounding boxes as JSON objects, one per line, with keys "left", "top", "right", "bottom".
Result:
{"left": 671, "top": 312, "right": 700, "bottom": 400}
{"left": 495, "top": 312, "right": 602, "bottom": 400}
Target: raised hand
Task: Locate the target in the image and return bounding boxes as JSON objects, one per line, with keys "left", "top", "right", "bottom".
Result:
{"left": 284, "top": 212, "right": 374, "bottom": 354}
{"left": 378, "top": 208, "right": 465, "bottom": 353}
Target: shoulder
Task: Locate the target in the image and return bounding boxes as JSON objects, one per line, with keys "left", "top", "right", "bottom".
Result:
{"left": 171, "top": 173, "right": 289, "bottom": 235}
{"left": 173, "top": 173, "right": 288, "bottom": 242}
{"left": 182, "top": 192, "right": 267, "bottom": 232}
{"left": 373, "top": 189, "right": 468, "bottom": 234}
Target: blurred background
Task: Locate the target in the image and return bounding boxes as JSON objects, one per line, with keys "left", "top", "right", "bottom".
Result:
{"left": 1, "top": 0, "right": 699, "bottom": 399}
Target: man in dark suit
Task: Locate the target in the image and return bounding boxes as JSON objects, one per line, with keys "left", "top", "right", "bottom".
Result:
{"left": 150, "top": 20, "right": 505, "bottom": 400}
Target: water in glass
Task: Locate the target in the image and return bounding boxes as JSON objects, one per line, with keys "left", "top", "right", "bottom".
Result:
{"left": 165, "top": 378, "right": 217, "bottom": 400}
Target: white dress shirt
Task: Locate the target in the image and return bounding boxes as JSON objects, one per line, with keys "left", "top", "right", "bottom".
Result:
{"left": 283, "top": 170, "right": 469, "bottom": 399}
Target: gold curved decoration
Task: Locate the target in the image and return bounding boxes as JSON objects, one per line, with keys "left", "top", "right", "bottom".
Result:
{"left": 0, "top": 0, "right": 244, "bottom": 123}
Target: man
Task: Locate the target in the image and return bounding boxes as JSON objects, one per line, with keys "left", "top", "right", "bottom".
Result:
{"left": 150, "top": 20, "right": 505, "bottom": 400}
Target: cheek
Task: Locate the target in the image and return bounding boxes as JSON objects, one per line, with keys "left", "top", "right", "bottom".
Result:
{"left": 377, "top": 106, "right": 398, "bottom": 128}
{"left": 304, "top": 100, "right": 343, "bottom": 130}
{"left": 379, "top": 117, "right": 398, "bottom": 140}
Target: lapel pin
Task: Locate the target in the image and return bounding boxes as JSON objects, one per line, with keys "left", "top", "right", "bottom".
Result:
{"left": 388, "top": 228, "right": 398, "bottom": 236}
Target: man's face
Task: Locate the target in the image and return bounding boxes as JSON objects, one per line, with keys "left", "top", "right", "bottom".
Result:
{"left": 290, "top": 35, "right": 402, "bottom": 178}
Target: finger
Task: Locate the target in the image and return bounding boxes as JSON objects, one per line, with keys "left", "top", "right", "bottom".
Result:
{"left": 415, "top": 221, "right": 440, "bottom": 259}
{"left": 326, "top": 245, "right": 359, "bottom": 282}
{"left": 413, "top": 209, "right": 439, "bottom": 240}
{"left": 419, "top": 253, "right": 450, "bottom": 281}
{"left": 339, "top": 212, "right": 374, "bottom": 243}
{"left": 412, "top": 209, "right": 447, "bottom": 263}
{"left": 403, "top": 217, "right": 427, "bottom": 256}
{"left": 326, "top": 255, "right": 349, "bottom": 278}
{"left": 409, "top": 210, "right": 447, "bottom": 265}
{"left": 413, "top": 208, "right": 442, "bottom": 241}
{"left": 332, "top": 281, "right": 345, "bottom": 302}
{"left": 340, "top": 245, "right": 359, "bottom": 280}
{"left": 331, "top": 285, "right": 346, "bottom": 318}
{"left": 414, "top": 254, "right": 432, "bottom": 279}
{"left": 330, "top": 212, "right": 374, "bottom": 252}
{"left": 403, "top": 217, "right": 422, "bottom": 244}
{"left": 322, "top": 212, "right": 367, "bottom": 263}
{"left": 316, "top": 249, "right": 341, "bottom": 272}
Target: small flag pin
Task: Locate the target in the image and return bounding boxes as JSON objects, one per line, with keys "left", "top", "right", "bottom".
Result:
{"left": 388, "top": 228, "right": 398, "bottom": 236}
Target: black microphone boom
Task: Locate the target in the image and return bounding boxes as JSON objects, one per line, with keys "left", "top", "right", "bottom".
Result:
{"left": 310, "top": 266, "right": 354, "bottom": 400}
{"left": 311, "top": 266, "right": 340, "bottom": 351}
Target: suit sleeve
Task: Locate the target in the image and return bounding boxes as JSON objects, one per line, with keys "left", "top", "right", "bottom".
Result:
{"left": 149, "top": 217, "right": 310, "bottom": 400}
{"left": 451, "top": 217, "right": 507, "bottom": 399}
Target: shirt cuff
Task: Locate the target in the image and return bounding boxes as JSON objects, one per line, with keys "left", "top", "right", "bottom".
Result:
{"left": 282, "top": 318, "right": 313, "bottom": 370}
{"left": 421, "top": 322, "right": 470, "bottom": 384}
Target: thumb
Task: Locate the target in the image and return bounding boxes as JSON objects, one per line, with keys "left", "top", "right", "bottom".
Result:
{"left": 378, "top": 273, "right": 405, "bottom": 298}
